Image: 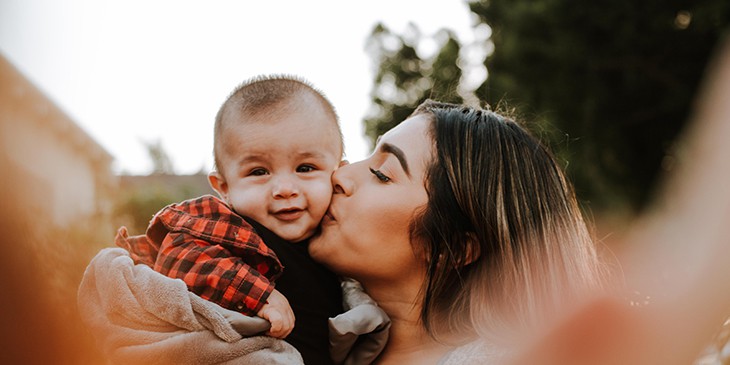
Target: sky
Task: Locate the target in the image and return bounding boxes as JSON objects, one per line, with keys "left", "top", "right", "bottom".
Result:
{"left": 0, "top": 0, "right": 482, "bottom": 175}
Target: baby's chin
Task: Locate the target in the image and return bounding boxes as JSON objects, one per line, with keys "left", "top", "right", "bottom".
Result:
{"left": 273, "top": 226, "right": 318, "bottom": 243}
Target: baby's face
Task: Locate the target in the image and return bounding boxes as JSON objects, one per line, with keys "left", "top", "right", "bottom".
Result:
{"left": 213, "top": 103, "right": 342, "bottom": 242}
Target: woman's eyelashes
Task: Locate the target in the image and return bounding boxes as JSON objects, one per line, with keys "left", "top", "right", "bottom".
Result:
{"left": 369, "top": 167, "right": 391, "bottom": 183}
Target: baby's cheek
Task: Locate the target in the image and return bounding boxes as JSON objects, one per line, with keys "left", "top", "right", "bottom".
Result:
{"left": 229, "top": 189, "right": 268, "bottom": 220}
{"left": 316, "top": 174, "right": 335, "bottom": 197}
{"left": 308, "top": 179, "right": 334, "bottom": 217}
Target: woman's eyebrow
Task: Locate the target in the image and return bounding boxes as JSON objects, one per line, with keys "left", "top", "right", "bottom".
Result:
{"left": 379, "top": 142, "right": 410, "bottom": 177}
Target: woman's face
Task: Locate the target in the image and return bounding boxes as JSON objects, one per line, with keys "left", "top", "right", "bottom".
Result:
{"left": 309, "top": 114, "right": 433, "bottom": 284}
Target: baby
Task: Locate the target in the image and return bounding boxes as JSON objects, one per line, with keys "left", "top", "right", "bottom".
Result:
{"left": 116, "top": 75, "right": 344, "bottom": 365}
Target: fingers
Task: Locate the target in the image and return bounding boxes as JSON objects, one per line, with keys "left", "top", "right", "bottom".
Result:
{"left": 256, "top": 290, "right": 295, "bottom": 339}
{"left": 259, "top": 306, "right": 294, "bottom": 338}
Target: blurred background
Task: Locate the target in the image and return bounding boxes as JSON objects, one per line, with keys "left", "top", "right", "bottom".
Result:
{"left": 1, "top": 0, "right": 729, "bottom": 363}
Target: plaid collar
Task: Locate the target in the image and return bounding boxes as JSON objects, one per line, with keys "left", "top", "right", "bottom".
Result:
{"left": 146, "top": 194, "right": 282, "bottom": 273}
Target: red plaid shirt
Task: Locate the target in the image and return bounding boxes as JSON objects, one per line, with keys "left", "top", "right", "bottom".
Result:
{"left": 115, "top": 195, "right": 283, "bottom": 316}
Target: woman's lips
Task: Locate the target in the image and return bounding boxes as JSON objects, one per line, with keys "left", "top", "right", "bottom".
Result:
{"left": 321, "top": 210, "right": 336, "bottom": 225}
{"left": 273, "top": 208, "right": 304, "bottom": 221}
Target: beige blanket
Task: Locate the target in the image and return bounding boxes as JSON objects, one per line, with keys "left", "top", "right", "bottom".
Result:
{"left": 77, "top": 247, "right": 303, "bottom": 365}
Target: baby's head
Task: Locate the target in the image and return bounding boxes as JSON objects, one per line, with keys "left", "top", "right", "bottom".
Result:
{"left": 208, "top": 75, "right": 343, "bottom": 242}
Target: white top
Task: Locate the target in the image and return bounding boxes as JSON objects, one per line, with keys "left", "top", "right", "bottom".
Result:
{"left": 438, "top": 339, "right": 505, "bottom": 365}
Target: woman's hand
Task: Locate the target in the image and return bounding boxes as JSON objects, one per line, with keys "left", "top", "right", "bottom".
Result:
{"left": 256, "top": 288, "right": 295, "bottom": 339}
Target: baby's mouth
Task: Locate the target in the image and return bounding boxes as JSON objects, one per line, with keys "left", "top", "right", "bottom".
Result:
{"left": 273, "top": 207, "right": 305, "bottom": 221}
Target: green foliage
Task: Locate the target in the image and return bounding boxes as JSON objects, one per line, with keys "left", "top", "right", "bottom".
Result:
{"left": 114, "top": 141, "right": 212, "bottom": 235}
{"left": 113, "top": 186, "right": 178, "bottom": 234}
{"left": 364, "top": 23, "right": 464, "bottom": 147}
{"left": 364, "top": 0, "right": 730, "bottom": 213}
{"left": 112, "top": 175, "right": 212, "bottom": 235}
{"left": 470, "top": 0, "right": 730, "bottom": 212}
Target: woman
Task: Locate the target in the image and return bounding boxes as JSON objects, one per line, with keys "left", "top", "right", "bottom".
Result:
{"left": 77, "top": 97, "right": 603, "bottom": 365}
{"left": 309, "top": 100, "right": 605, "bottom": 364}
{"left": 78, "top": 46, "right": 730, "bottom": 361}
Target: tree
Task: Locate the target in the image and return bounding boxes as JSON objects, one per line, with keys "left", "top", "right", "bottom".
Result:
{"left": 141, "top": 138, "right": 175, "bottom": 175}
{"left": 114, "top": 140, "right": 212, "bottom": 234}
{"left": 363, "top": 0, "right": 730, "bottom": 213}
{"left": 470, "top": 0, "right": 730, "bottom": 212}
{"left": 364, "top": 23, "right": 464, "bottom": 147}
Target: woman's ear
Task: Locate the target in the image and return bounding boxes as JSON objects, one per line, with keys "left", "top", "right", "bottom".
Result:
{"left": 463, "top": 232, "right": 482, "bottom": 266}
{"left": 433, "top": 233, "right": 482, "bottom": 268}
{"left": 208, "top": 171, "right": 228, "bottom": 200}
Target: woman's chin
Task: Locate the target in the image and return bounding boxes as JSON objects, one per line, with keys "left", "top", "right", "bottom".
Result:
{"left": 309, "top": 223, "right": 347, "bottom": 272}
{"left": 307, "top": 229, "right": 331, "bottom": 262}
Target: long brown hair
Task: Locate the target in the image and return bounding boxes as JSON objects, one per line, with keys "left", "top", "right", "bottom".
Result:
{"left": 409, "top": 100, "right": 604, "bottom": 338}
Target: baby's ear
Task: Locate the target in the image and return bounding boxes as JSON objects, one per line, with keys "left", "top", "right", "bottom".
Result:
{"left": 339, "top": 159, "right": 350, "bottom": 167}
{"left": 207, "top": 171, "right": 228, "bottom": 200}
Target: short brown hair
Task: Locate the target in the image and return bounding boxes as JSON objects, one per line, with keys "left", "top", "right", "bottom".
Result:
{"left": 213, "top": 75, "right": 342, "bottom": 171}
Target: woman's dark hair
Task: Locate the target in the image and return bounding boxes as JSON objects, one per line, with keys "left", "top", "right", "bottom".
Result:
{"left": 409, "top": 100, "right": 603, "bottom": 338}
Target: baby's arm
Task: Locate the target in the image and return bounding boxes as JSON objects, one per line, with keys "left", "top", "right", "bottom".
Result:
{"left": 256, "top": 288, "right": 295, "bottom": 339}
{"left": 156, "top": 233, "right": 277, "bottom": 316}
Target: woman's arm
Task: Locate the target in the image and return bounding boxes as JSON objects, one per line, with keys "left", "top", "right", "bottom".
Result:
{"left": 511, "top": 36, "right": 730, "bottom": 365}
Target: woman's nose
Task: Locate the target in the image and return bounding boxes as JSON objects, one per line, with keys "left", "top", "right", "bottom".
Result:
{"left": 331, "top": 162, "right": 355, "bottom": 196}
{"left": 272, "top": 176, "right": 299, "bottom": 199}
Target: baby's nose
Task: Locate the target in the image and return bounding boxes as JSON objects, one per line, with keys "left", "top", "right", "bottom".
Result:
{"left": 272, "top": 177, "right": 299, "bottom": 199}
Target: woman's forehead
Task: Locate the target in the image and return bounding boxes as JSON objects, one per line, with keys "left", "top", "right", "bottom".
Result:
{"left": 378, "top": 114, "right": 434, "bottom": 174}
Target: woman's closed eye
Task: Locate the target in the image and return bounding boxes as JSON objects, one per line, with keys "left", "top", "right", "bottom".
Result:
{"left": 369, "top": 167, "right": 391, "bottom": 183}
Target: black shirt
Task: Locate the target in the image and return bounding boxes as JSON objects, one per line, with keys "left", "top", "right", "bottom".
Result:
{"left": 248, "top": 219, "right": 343, "bottom": 365}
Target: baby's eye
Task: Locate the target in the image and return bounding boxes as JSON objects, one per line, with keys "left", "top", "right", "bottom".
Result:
{"left": 297, "top": 164, "right": 316, "bottom": 173}
{"left": 249, "top": 168, "right": 269, "bottom": 176}
{"left": 369, "top": 167, "right": 391, "bottom": 183}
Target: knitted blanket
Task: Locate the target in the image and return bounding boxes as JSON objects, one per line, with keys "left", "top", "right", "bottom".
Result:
{"left": 77, "top": 247, "right": 303, "bottom": 365}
